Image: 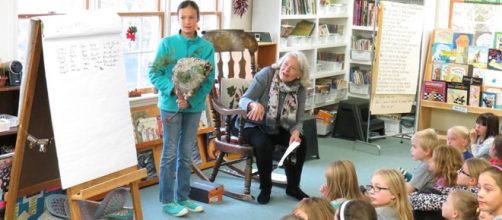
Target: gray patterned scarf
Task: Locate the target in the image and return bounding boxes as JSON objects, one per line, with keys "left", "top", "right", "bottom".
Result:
{"left": 266, "top": 71, "right": 300, "bottom": 133}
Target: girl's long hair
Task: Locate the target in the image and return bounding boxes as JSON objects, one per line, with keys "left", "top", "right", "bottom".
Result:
{"left": 324, "top": 160, "right": 366, "bottom": 201}
{"left": 433, "top": 145, "right": 464, "bottom": 186}
{"left": 374, "top": 169, "right": 413, "bottom": 220}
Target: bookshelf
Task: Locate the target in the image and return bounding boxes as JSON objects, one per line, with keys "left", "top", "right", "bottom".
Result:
{"left": 348, "top": 0, "right": 377, "bottom": 99}
{"left": 418, "top": 28, "right": 502, "bottom": 141}
{"left": 252, "top": 0, "right": 351, "bottom": 113}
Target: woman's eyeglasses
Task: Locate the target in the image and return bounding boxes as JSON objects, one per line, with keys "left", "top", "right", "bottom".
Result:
{"left": 365, "top": 185, "right": 389, "bottom": 193}
{"left": 458, "top": 168, "right": 471, "bottom": 177}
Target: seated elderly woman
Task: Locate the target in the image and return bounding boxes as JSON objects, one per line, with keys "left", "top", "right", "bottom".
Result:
{"left": 238, "top": 51, "right": 312, "bottom": 204}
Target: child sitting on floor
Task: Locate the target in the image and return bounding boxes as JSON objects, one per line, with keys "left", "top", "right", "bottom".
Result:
{"left": 428, "top": 145, "right": 464, "bottom": 188}
{"left": 441, "top": 189, "right": 478, "bottom": 220}
{"left": 292, "top": 197, "right": 334, "bottom": 220}
{"left": 335, "top": 199, "right": 377, "bottom": 220}
{"left": 405, "top": 128, "right": 439, "bottom": 193}
{"left": 447, "top": 126, "right": 474, "bottom": 160}
{"left": 319, "top": 160, "right": 367, "bottom": 208}
{"left": 477, "top": 166, "right": 502, "bottom": 219}
{"left": 489, "top": 135, "right": 502, "bottom": 166}
{"left": 410, "top": 158, "right": 490, "bottom": 211}
{"left": 367, "top": 169, "right": 413, "bottom": 220}
{"left": 470, "top": 113, "right": 499, "bottom": 159}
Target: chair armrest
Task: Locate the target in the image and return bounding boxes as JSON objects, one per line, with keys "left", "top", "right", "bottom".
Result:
{"left": 211, "top": 98, "right": 247, "bottom": 118}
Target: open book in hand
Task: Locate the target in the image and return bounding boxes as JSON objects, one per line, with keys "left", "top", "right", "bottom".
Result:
{"left": 278, "top": 141, "right": 301, "bottom": 167}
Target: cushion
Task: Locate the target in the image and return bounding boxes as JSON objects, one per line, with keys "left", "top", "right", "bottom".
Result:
{"left": 219, "top": 78, "right": 251, "bottom": 109}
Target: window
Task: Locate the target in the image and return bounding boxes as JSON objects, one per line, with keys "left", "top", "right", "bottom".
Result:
{"left": 16, "top": 1, "right": 222, "bottom": 91}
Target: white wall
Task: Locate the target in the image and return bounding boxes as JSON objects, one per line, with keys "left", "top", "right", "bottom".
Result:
{"left": 0, "top": 1, "right": 18, "bottom": 61}
{"left": 222, "top": 0, "right": 252, "bottom": 30}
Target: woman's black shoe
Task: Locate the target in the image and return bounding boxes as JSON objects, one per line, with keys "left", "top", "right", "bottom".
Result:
{"left": 257, "top": 188, "right": 271, "bottom": 204}
{"left": 286, "top": 187, "right": 309, "bottom": 200}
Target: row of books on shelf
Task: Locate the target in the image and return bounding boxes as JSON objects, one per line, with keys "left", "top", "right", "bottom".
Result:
{"left": 352, "top": 37, "right": 372, "bottom": 51}
{"left": 281, "top": 20, "right": 316, "bottom": 38}
{"left": 432, "top": 29, "right": 502, "bottom": 70}
{"left": 350, "top": 67, "right": 371, "bottom": 85}
{"left": 423, "top": 77, "right": 502, "bottom": 109}
{"left": 316, "top": 78, "right": 348, "bottom": 91}
{"left": 319, "top": 24, "right": 344, "bottom": 36}
{"left": 281, "top": 0, "right": 317, "bottom": 15}
{"left": 353, "top": 0, "right": 376, "bottom": 27}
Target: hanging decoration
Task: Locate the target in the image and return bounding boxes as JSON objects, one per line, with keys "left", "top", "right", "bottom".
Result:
{"left": 232, "top": 0, "right": 249, "bottom": 17}
{"left": 126, "top": 26, "right": 137, "bottom": 41}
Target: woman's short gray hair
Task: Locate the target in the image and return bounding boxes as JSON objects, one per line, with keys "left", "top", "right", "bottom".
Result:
{"left": 271, "top": 51, "right": 312, "bottom": 88}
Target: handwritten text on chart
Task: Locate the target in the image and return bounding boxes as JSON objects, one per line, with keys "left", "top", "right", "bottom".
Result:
{"left": 56, "top": 40, "right": 120, "bottom": 74}
{"left": 375, "top": 2, "right": 423, "bottom": 95}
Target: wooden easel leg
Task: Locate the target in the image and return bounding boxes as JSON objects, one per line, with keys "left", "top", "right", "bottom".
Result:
{"left": 130, "top": 180, "right": 144, "bottom": 220}
{"left": 67, "top": 188, "right": 82, "bottom": 220}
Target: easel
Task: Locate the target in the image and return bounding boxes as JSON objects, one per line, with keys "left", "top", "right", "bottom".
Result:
{"left": 354, "top": 0, "right": 423, "bottom": 154}
{"left": 5, "top": 19, "right": 146, "bottom": 220}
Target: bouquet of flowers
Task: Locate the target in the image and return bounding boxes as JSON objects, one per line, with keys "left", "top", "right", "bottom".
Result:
{"left": 172, "top": 57, "right": 212, "bottom": 100}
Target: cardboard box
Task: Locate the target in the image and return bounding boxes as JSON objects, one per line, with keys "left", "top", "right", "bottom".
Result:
{"left": 189, "top": 180, "right": 224, "bottom": 204}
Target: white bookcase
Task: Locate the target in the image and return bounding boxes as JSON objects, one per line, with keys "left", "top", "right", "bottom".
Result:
{"left": 348, "top": 0, "right": 377, "bottom": 99}
{"left": 252, "top": 0, "right": 351, "bottom": 112}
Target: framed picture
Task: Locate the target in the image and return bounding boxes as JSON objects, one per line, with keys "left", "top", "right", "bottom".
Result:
{"left": 137, "top": 149, "right": 157, "bottom": 181}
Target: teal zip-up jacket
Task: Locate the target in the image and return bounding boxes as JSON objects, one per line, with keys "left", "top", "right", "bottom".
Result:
{"left": 149, "top": 33, "right": 215, "bottom": 112}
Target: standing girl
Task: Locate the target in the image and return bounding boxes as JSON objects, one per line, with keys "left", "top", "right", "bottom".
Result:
{"left": 149, "top": 0, "right": 215, "bottom": 217}
{"left": 470, "top": 113, "right": 499, "bottom": 158}
{"left": 367, "top": 169, "right": 413, "bottom": 220}
{"left": 320, "top": 160, "right": 367, "bottom": 208}
{"left": 477, "top": 166, "right": 502, "bottom": 219}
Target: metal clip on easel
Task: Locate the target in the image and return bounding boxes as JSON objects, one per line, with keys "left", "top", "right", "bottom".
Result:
{"left": 27, "top": 134, "right": 52, "bottom": 152}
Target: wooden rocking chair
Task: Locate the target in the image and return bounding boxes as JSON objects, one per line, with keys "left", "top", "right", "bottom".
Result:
{"left": 199, "top": 29, "right": 258, "bottom": 201}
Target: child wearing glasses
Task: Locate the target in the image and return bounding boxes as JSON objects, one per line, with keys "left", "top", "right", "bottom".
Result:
{"left": 441, "top": 189, "right": 478, "bottom": 220}
{"left": 367, "top": 169, "right": 413, "bottom": 220}
{"left": 319, "top": 160, "right": 367, "bottom": 208}
{"left": 447, "top": 126, "right": 474, "bottom": 160}
{"left": 405, "top": 128, "right": 439, "bottom": 193}
{"left": 470, "top": 113, "right": 499, "bottom": 159}
{"left": 477, "top": 166, "right": 502, "bottom": 219}
{"left": 410, "top": 158, "right": 490, "bottom": 211}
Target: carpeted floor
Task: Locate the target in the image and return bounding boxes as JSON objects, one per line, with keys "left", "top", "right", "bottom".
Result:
{"left": 136, "top": 136, "right": 417, "bottom": 219}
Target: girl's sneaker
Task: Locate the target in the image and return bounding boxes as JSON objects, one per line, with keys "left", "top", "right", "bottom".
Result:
{"left": 177, "top": 199, "right": 204, "bottom": 212}
{"left": 162, "top": 202, "right": 188, "bottom": 217}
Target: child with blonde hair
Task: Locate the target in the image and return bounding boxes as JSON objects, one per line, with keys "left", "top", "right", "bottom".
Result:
{"left": 293, "top": 197, "right": 334, "bottom": 220}
{"left": 477, "top": 166, "right": 502, "bottom": 219}
{"left": 367, "top": 169, "right": 413, "bottom": 220}
{"left": 441, "top": 190, "right": 478, "bottom": 220}
{"left": 447, "top": 126, "right": 474, "bottom": 160}
{"left": 405, "top": 128, "right": 439, "bottom": 193}
{"left": 410, "top": 158, "right": 490, "bottom": 211}
{"left": 320, "top": 160, "right": 366, "bottom": 208}
{"left": 428, "top": 145, "right": 464, "bottom": 187}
